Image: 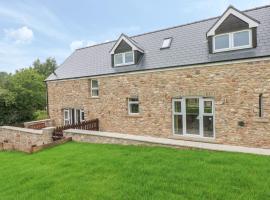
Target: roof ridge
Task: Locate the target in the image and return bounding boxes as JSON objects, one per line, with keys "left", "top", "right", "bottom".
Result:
{"left": 76, "top": 4, "right": 270, "bottom": 51}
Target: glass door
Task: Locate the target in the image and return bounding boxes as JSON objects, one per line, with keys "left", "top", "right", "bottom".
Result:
{"left": 185, "top": 98, "right": 200, "bottom": 135}
{"left": 172, "top": 97, "right": 215, "bottom": 138}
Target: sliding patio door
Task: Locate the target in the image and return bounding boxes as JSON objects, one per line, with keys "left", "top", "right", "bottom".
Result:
{"left": 172, "top": 97, "right": 214, "bottom": 138}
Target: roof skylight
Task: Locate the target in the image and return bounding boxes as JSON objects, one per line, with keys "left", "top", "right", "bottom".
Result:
{"left": 161, "top": 38, "right": 172, "bottom": 49}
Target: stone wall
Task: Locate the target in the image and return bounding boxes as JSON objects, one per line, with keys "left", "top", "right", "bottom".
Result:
{"left": 47, "top": 59, "right": 270, "bottom": 148}
{"left": 24, "top": 119, "right": 54, "bottom": 129}
{"left": 0, "top": 126, "right": 54, "bottom": 153}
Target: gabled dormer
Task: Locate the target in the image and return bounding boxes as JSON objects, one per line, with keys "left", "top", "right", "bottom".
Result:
{"left": 110, "top": 34, "right": 144, "bottom": 67}
{"left": 207, "top": 6, "right": 259, "bottom": 53}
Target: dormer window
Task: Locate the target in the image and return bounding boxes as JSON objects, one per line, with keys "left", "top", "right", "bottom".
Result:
{"left": 213, "top": 29, "right": 252, "bottom": 53}
{"left": 207, "top": 6, "right": 259, "bottom": 54}
{"left": 110, "top": 34, "right": 144, "bottom": 67}
{"left": 114, "top": 51, "right": 134, "bottom": 66}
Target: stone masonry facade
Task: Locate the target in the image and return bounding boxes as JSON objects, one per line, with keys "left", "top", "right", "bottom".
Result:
{"left": 47, "top": 59, "right": 270, "bottom": 148}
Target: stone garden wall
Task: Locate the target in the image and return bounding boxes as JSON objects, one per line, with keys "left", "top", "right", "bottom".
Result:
{"left": 0, "top": 126, "right": 54, "bottom": 153}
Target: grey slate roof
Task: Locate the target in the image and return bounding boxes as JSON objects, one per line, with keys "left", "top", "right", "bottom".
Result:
{"left": 46, "top": 5, "right": 270, "bottom": 81}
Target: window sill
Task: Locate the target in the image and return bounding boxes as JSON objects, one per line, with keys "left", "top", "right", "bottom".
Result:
{"left": 126, "top": 114, "right": 142, "bottom": 118}
{"left": 89, "top": 96, "right": 100, "bottom": 99}
{"left": 169, "top": 134, "right": 216, "bottom": 143}
{"left": 253, "top": 118, "right": 269, "bottom": 123}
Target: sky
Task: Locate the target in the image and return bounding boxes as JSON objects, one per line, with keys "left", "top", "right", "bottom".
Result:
{"left": 0, "top": 0, "right": 269, "bottom": 73}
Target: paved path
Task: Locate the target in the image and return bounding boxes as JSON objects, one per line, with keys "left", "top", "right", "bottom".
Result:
{"left": 68, "top": 129, "right": 270, "bottom": 156}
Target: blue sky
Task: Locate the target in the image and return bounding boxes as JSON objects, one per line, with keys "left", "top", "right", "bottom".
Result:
{"left": 0, "top": 0, "right": 269, "bottom": 73}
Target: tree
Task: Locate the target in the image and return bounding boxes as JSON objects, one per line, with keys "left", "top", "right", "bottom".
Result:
{"left": 0, "top": 72, "right": 11, "bottom": 88}
{"left": 0, "top": 58, "right": 57, "bottom": 125}
{"left": 8, "top": 68, "right": 46, "bottom": 122}
{"left": 32, "top": 57, "right": 57, "bottom": 78}
{"left": 0, "top": 87, "right": 16, "bottom": 125}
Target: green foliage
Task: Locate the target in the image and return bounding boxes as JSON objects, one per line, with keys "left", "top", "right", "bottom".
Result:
{"left": 0, "top": 143, "right": 270, "bottom": 199}
{"left": 9, "top": 68, "right": 46, "bottom": 122}
{"left": 0, "top": 88, "right": 16, "bottom": 125}
{"left": 0, "top": 58, "right": 57, "bottom": 125}
{"left": 34, "top": 110, "right": 48, "bottom": 120}
{"left": 32, "top": 57, "right": 57, "bottom": 78}
{"left": 0, "top": 72, "right": 11, "bottom": 87}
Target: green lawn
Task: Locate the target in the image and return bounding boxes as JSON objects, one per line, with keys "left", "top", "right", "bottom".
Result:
{"left": 0, "top": 142, "right": 269, "bottom": 200}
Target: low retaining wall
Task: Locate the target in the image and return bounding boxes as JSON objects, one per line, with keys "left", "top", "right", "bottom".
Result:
{"left": 63, "top": 129, "right": 270, "bottom": 155}
{"left": 0, "top": 126, "right": 54, "bottom": 153}
{"left": 64, "top": 129, "right": 154, "bottom": 146}
{"left": 24, "top": 119, "right": 54, "bottom": 129}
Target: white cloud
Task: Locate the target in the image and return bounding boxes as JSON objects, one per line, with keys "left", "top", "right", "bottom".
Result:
{"left": 0, "top": 3, "right": 70, "bottom": 41}
{"left": 5, "top": 26, "right": 33, "bottom": 44}
{"left": 70, "top": 40, "right": 96, "bottom": 51}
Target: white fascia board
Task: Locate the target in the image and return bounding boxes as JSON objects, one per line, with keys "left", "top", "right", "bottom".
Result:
{"left": 207, "top": 7, "right": 259, "bottom": 37}
{"left": 110, "top": 35, "right": 143, "bottom": 54}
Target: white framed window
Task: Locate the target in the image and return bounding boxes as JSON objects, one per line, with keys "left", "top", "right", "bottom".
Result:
{"left": 213, "top": 29, "right": 252, "bottom": 53}
{"left": 64, "top": 109, "right": 70, "bottom": 125}
{"left": 128, "top": 97, "right": 139, "bottom": 115}
{"left": 80, "top": 109, "right": 85, "bottom": 121}
{"left": 161, "top": 38, "right": 172, "bottom": 49}
{"left": 63, "top": 108, "right": 85, "bottom": 125}
{"left": 172, "top": 97, "right": 215, "bottom": 138}
{"left": 172, "top": 99, "right": 183, "bottom": 135}
{"left": 114, "top": 51, "right": 134, "bottom": 66}
{"left": 91, "top": 79, "right": 99, "bottom": 97}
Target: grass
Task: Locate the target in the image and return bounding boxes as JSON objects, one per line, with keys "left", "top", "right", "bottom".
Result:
{"left": 0, "top": 142, "right": 269, "bottom": 200}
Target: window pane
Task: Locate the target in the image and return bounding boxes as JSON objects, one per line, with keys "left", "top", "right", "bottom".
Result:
{"left": 76, "top": 109, "right": 80, "bottom": 123}
{"left": 130, "top": 103, "right": 139, "bottom": 113}
{"left": 81, "top": 111, "right": 85, "bottom": 121}
{"left": 125, "top": 52, "right": 134, "bottom": 63}
{"left": 174, "top": 115, "right": 183, "bottom": 135}
{"left": 186, "top": 98, "right": 199, "bottom": 114}
{"left": 64, "top": 110, "right": 69, "bottom": 119}
{"left": 174, "top": 101, "right": 181, "bottom": 113}
{"left": 92, "top": 80, "right": 98, "bottom": 88}
{"left": 215, "top": 34, "right": 229, "bottom": 50}
{"left": 204, "top": 101, "right": 212, "bottom": 113}
{"left": 114, "top": 54, "right": 123, "bottom": 65}
{"left": 203, "top": 116, "right": 214, "bottom": 137}
{"left": 92, "top": 89, "right": 99, "bottom": 97}
{"left": 233, "top": 31, "right": 250, "bottom": 47}
{"left": 162, "top": 38, "right": 172, "bottom": 48}
{"left": 186, "top": 98, "right": 200, "bottom": 135}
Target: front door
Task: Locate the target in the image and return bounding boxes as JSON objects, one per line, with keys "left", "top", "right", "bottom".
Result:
{"left": 173, "top": 97, "right": 214, "bottom": 138}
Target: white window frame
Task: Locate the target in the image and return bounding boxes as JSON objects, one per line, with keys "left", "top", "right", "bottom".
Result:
{"left": 128, "top": 98, "right": 139, "bottom": 115}
{"left": 172, "top": 99, "right": 184, "bottom": 135}
{"left": 80, "top": 109, "right": 85, "bottom": 122}
{"left": 64, "top": 109, "right": 70, "bottom": 125}
{"left": 172, "top": 97, "right": 215, "bottom": 138}
{"left": 213, "top": 29, "right": 252, "bottom": 53}
{"left": 63, "top": 108, "right": 85, "bottom": 125}
{"left": 91, "top": 79, "right": 99, "bottom": 97}
{"left": 114, "top": 51, "right": 134, "bottom": 67}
